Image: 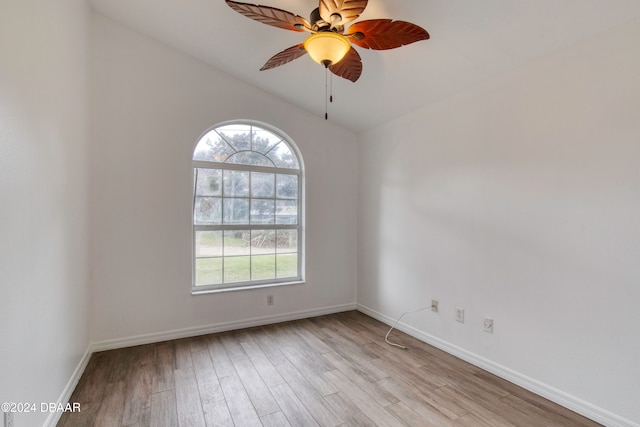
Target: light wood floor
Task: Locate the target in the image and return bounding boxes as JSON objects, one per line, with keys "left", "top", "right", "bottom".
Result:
{"left": 58, "top": 311, "right": 600, "bottom": 426}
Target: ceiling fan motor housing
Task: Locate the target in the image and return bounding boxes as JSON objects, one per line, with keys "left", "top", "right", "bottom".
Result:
{"left": 310, "top": 8, "right": 324, "bottom": 28}
{"left": 310, "top": 7, "right": 342, "bottom": 32}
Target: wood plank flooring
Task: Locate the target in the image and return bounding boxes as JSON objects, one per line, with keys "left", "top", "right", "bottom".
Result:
{"left": 58, "top": 311, "right": 601, "bottom": 426}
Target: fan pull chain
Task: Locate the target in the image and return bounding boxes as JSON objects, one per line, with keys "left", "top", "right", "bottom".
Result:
{"left": 330, "top": 72, "right": 333, "bottom": 104}
{"left": 324, "top": 67, "right": 334, "bottom": 120}
{"left": 325, "top": 67, "right": 328, "bottom": 120}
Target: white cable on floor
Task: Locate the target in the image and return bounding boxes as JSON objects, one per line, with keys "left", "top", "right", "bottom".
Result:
{"left": 384, "top": 306, "right": 430, "bottom": 349}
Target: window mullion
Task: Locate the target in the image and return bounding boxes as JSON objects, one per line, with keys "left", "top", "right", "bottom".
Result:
{"left": 249, "top": 171, "right": 253, "bottom": 282}
{"left": 195, "top": 224, "right": 297, "bottom": 231}
{"left": 220, "top": 230, "right": 224, "bottom": 284}
{"left": 193, "top": 160, "right": 300, "bottom": 176}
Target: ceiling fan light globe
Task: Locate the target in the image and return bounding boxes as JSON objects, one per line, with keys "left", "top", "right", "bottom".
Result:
{"left": 303, "top": 32, "right": 351, "bottom": 66}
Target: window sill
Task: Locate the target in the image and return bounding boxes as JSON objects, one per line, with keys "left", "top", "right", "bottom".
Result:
{"left": 191, "top": 280, "right": 305, "bottom": 295}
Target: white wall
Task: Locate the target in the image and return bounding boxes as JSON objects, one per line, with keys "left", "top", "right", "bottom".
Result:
{"left": 89, "top": 14, "right": 358, "bottom": 343}
{"left": 358, "top": 16, "right": 640, "bottom": 425}
{"left": 0, "top": 1, "right": 90, "bottom": 426}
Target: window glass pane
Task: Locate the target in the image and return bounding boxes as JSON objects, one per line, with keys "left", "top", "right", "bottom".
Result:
{"left": 193, "top": 132, "right": 235, "bottom": 162}
{"left": 267, "top": 142, "right": 299, "bottom": 169}
{"left": 276, "top": 230, "right": 297, "bottom": 253}
{"left": 224, "top": 231, "right": 250, "bottom": 256}
{"left": 250, "top": 199, "right": 275, "bottom": 224}
{"left": 195, "top": 257, "right": 222, "bottom": 285}
{"left": 217, "top": 125, "right": 251, "bottom": 152}
{"left": 251, "top": 230, "right": 275, "bottom": 255}
{"left": 252, "top": 255, "right": 276, "bottom": 280}
{"left": 252, "top": 130, "right": 281, "bottom": 154}
{"left": 276, "top": 253, "right": 298, "bottom": 278}
{"left": 224, "top": 170, "right": 249, "bottom": 197}
{"left": 223, "top": 198, "right": 249, "bottom": 224}
{"left": 195, "top": 168, "right": 222, "bottom": 196}
{"left": 251, "top": 172, "right": 275, "bottom": 198}
{"left": 224, "top": 256, "right": 250, "bottom": 283}
{"left": 276, "top": 174, "right": 298, "bottom": 199}
{"left": 194, "top": 197, "right": 222, "bottom": 225}
{"left": 276, "top": 200, "right": 297, "bottom": 224}
{"left": 226, "top": 152, "right": 273, "bottom": 167}
{"left": 196, "top": 231, "right": 223, "bottom": 257}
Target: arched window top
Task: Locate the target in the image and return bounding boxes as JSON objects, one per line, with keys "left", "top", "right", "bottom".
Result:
{"left": 193, "top": 123, "right": 300, "bottom": 170}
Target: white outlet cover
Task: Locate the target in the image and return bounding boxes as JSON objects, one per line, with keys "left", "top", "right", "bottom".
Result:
{"left": 484, "top": 318, "right": 494, "bottom": 333}
{"left": 456, "top": 307, "right": 464, "bottom": 323}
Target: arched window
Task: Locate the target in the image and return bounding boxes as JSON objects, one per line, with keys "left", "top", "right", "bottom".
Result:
{"left": 192, "top": 121, "right": 304, "bottom": 293}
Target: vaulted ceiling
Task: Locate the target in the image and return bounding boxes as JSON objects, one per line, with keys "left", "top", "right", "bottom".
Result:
{"left": 90, "top": 0, "right": 640, "bottom": 132}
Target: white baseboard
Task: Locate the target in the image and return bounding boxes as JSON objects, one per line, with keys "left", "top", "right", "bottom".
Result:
{"left": 91, "top": 303, "right": 357, "bottom": 352}
{"left": 43, "top": 346, "right": 93, "bottom": 427}
{"left": 356, "top": 304, "right": 639, "bottom": 427}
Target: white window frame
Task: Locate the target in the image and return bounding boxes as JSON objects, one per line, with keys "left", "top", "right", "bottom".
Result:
{"left": 191, "top": 120, "right": 304, "bottom": 294}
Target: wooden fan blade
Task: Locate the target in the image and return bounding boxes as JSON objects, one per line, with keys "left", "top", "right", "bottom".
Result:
{"left": 329, "top": 47, "right": 362, "bottom": 82}
{"left": 319, "top": 0, "right": 368, "bottom": 27}
{"left": 347, "top": 19, "right": 429, "bottom": 50}
{"left": 226, "top": 0, "right": 311, "bottom": 32}
{"left": 260, "top": 44, "right": 307, "bottom": 71}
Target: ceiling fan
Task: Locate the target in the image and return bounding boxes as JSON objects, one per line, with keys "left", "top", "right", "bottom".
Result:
{"left": 225, "top": 0, "right": 430, "bottom": 82}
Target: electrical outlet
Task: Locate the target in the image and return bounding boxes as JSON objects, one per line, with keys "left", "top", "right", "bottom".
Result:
{"left": 484, "top": 318, "right": 494, "bottom": 333}
{"left": 267, "top": 295, "right": 274, "bottom": 306}
{"left": 431, "top": 299, "right": 438, "bottom": 313}
{"left": 455, "top": 307, "right": 464, "bottom": 323}
{"left": 5, "top": 412, "right": 14, "bottom": 427}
